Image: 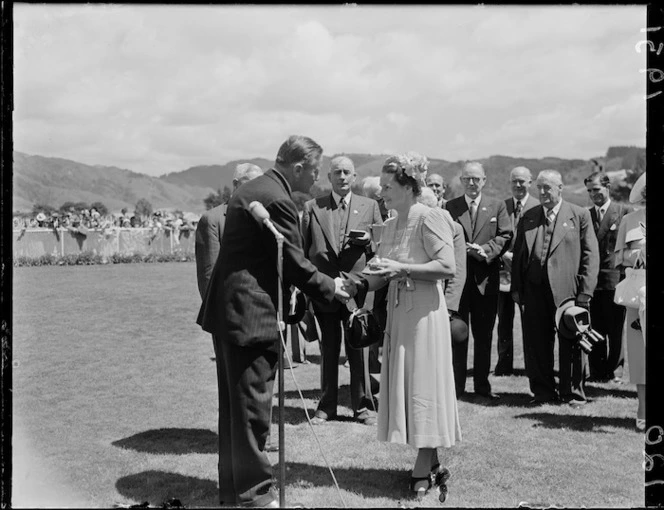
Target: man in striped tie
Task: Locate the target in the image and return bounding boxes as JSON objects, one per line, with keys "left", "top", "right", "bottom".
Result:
{"left": 495, "top": 167, "right": 540, "bottom": 376}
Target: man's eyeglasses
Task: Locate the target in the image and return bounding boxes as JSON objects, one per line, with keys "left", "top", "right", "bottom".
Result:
{"left": 461, "top": 177, "right": 483, "bottom": 183}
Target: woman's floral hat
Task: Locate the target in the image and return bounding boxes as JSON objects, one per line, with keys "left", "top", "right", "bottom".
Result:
{"left": 402, "top": 151, "right": 429, "bottom": 183}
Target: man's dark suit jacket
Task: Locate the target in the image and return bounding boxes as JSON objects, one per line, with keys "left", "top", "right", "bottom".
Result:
{"left": 301, "top": 192, "right": 382, "bottom": 313}
{"left": 195, "top": 203, "right": 227, "bottom": 299}
{"left": 197, "top": 169, "right": 336, "bottom": 348}
{"left": 446, "top": 195, "right": 512, "bottom": 295}
{"left": 511, "top": 201, "right": 599, "bottom": 306}
{"left": 442, "top": 211, "right": 466, "bottom": 313}
{"left": 589, "top": 201, "right": 632, "bottom": 290}
{"left": 500, "top": 195, "right": 540, "bottom": 288}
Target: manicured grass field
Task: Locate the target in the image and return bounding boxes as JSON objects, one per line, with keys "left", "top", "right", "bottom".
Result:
{"left": 12, "top": 263, "right": 644, "bottom": 508}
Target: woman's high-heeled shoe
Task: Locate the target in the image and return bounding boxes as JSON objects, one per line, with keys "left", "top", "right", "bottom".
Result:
{"left": 410, "top": 475, "right": 431, "bottom": 498}
{"left": 430, "top": 463, "right": 452, "bottom": 502}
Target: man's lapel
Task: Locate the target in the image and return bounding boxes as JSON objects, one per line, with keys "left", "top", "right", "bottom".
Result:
{"left": 549, "top": 201, "right": 575, "bottom": 255}
{"left": 524, "top": 207, "right": 542, "bottom": 255}
{"left": 596, "top": 202, "right": 618, "bottom": 242}
{"left": 472, "top": 197, "right": 491, "bottom": 240}
{"left": 345, "top": 193, "right": 366, "bottom": 236}
{"left": 455, "top": 199, "right": 473, "bottom": 240}
{"left": 312, "top": 194, "right": 338, "bottom": 255}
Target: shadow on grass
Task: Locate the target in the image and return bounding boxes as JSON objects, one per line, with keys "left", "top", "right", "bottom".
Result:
{"left": 585, "top": 384, "right": 636, "bottom": 399}
{"left": 116, "top": 470, "right": 219, "bottom": 507}
{"left": 515, "top": 412, "right": 635, "bottom": 432}
{"left": 281, "top": 461, "right": 412, "bottom": 502}
{"left": 458, "top": 391, "right": 535, "bottom": 408}
{"left": 112, "top": 428, "right": 217, "bottom": 454}
{"left": 271, "top": 405, "right": 358, "bottom": 425}
{"left": 281, "top": 388, "right": 320, "bottom": 401}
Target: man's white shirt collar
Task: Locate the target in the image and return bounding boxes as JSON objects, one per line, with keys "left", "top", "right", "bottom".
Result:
{"left": 596, "top": 199, "right": 611, "bottom": 216}
{"left": 514, "top": 194, "right": 530, "bottom": 210}
{"left": 465, "top": 193, "right": 482, "bottom": 207}
{"left": 332, "top": 191, "right": 351, "bottom": 207}
{"left": 548, "top": 200, "right": 563, "bottom": 218}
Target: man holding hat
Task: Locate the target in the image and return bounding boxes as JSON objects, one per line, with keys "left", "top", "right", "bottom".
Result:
{"left": 511, "top": 170, "right": 599, "bottom": 406}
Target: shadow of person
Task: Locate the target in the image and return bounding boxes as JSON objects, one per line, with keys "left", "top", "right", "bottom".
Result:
{"left": 584, "top": 384, "right": 637, "bottom": 399}
{"left": 279, "top": 461, "right": 412, "bottom": 502}
{"left": 514, "top": 412, "right": 635, "bottom": 432}
{"left": 467, "top": 391, "right": 536, "bottom": 408}
{"left": 116, "top": 470, "right": 218, "bottom": 508}
{"left": 112, "top": 428, "right": 217, "bottom": 454}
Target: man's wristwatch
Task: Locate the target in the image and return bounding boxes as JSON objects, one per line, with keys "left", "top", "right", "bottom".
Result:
{"left": 403, "top": 264, "right": 411, "bottom": 277}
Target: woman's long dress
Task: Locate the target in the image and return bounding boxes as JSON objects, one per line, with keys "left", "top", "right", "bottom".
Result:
{"left": 376, "top": 203, "right": 462, "bottom": 448}
{"left": 615, "top": 208, "right": 646, "bottom": 385}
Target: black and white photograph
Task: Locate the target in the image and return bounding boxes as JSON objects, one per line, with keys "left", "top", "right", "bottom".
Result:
{"left": 8, "top": 3, "right": 657, "bottom": 508}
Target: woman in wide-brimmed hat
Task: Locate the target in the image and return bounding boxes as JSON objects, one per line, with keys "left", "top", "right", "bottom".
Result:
{"left": 614, "top": 172, "right": 646, "bottom": 431}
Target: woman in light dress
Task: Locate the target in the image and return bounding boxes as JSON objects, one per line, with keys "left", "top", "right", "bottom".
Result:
{"left": 614, "top": 172, "right": 646, "bottom": 431}
{"left": 360, "top": 153, "right": 461, "bottom": 496}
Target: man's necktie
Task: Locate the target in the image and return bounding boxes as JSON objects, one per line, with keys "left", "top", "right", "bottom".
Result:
{"left": 338, "top": 199, "right": 348, "bottom": 248}
{"left": 597, "top": 207, "right": 604, "bottom": 223}
{"left": 470, "top": 200, "right": 478, "bottom": 231}
{"left": 514, "top": 200, "right": 522, "bottom": 219}
{"left": 547, "top": 208, "right": 555, "bottom": 225}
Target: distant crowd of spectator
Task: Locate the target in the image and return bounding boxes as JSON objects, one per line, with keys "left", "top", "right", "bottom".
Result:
{"left": 13, "top": 208, "right": 200, "bottom": 239}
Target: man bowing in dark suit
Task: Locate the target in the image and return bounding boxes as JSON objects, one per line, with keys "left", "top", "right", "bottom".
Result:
{"left": 511, "top": 170, "right": 599, "bottom": 407}
{"left": 301, "top": 156, "right": 383, "bottom": 426}
{"left": 197, "top": 135, "right": 354, "bottom": 508}
{"left": 446, "top": 162, "right": 511, "bottom": 400}
{"left": 195, "top": 162, "right": 264, "bottom": 299}
{"left": 584, "top": 171, "right": 631, "bottom": 382}
{"left": 494, "top": 166, "right": 540, "bottom": 376}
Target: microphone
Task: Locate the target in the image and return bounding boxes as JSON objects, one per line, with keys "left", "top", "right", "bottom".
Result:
{"left": 249, "top": 201, "right": 284, "bottom": 241}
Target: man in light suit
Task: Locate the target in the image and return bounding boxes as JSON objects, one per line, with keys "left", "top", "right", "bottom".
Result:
{"left": 446, "top": 162, "right": 512, "bottom": 400}
{"left": 584, "top": 171, "right": 631, "bottom": 382}
{"left": 197, "top": 136, "right": 354, "bottom": 507}
{"left": 195, "top": 163, "right": 264, "bottom": 299}
{"left": 494, "top": 166, "right": 540, "bottom": 376}
{"left": 301, "top": 156, "right": 383, "bottom": 426}
{"left": 511, "top": 170, "right": 599, "bottom": 406}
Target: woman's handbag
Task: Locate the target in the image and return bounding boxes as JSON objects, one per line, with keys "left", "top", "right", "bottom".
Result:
{"left": 345, "top": 307, "right": 383, "bottom": 350}
{"left": 614, "top": 252, "right": 645, "bottom": 310}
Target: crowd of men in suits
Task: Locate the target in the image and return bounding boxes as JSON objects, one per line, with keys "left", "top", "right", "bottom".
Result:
{"left": 197, "top": 154, "right": 630, "bottom": 414}
{"left": 196, "top": 155, "right": 632, "bottom": 409}
{"left": 193, "top": 134, "right": 638, "bottom": 507}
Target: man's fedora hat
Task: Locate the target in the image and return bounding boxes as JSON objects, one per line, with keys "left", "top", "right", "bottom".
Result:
{"left": 555, "top": 297, "right": 589, "bottom": 340}
{"left": 449, "top": 311, "right": 468, "bottom": 345}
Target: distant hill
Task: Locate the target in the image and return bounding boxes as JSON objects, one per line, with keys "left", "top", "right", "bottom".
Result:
{"left": 12, "top": 152, "right": 216, "bottom": 214}
{"left": 160, "top": 158, "right": 274, "bottom": 190}
{"left": 12, "top": 146, "right": 644, "bottom": 214}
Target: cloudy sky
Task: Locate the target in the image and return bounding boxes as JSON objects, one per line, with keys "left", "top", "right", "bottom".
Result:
{"left": 14, "top": 4, "right": 646, "bottom": 177}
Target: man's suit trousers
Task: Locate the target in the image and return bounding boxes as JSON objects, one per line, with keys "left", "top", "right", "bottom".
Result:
{"left": 588, "top": 289, "right": 625, "bottom": 380}
{"left": 315, "top": 306, "right": 372, "bottom": 417}
{"left": 454, "top": 282, "right": 498, "bottom": 396}
{"left": 214, "top": 336, "right": 278, "bottom": 506}
{"left": 521, "top": 281, "right": 587, "bottom": 402}
{"left": 495, "top": 290, "right": 517, "bottom": 374}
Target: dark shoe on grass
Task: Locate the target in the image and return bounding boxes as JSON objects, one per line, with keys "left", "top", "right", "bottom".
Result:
{"left": 476, "top": 391, "right": 501, "bottom": 401}
{"left": 354, "top": 410, "right": 377, "bottom": 426}
{"left": 311, "top": 410, "right": 335, "bottom": 425}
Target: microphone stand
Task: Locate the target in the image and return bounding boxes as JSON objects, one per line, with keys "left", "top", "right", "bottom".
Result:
{"left": 276, "top": 235, "right": 286, "bottom": 508}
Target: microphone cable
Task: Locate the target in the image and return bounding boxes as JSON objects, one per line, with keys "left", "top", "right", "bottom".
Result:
{"left": 277, "top": 318, "right": 349, "bottom": 509}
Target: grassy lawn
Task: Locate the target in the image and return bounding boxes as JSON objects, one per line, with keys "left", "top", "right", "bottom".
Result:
{"left": 12, "top": 263, "right": 644, "bottom": 508}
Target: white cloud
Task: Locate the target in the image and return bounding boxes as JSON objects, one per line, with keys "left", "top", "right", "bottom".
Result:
{"left": 13, "top": 4, "right": 647, "bottom": 176}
